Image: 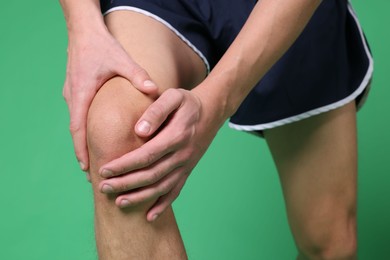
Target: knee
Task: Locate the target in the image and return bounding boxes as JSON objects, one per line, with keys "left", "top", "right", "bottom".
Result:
{"left": 87, "top": 77, "right": 153, "bottom": 164}
{"left": 295, "top": 207, "right": 357, "bottom": 260}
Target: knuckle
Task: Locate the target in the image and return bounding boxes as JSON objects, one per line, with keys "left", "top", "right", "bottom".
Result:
{"left": 130, "top": 65, "right": 147, "bottom": 78}
{"left": 165, "top": 88, "right": 183, "bottom": 101}
{"left": 119, "top": 182, "right": 130, "bottom": 192}
{"left": 62, "top": 89, "right": 68, "bottom": 101}
{"left": 144, "top": 150, "right": 157, "bottom": 166}
{"left": 148, "top": 103, "right": 166, "bottom": 120}
{"left": 164, "top": 88, "right": 175, "bottom": 95}
{"left": 174, "top": 133, "right": 185, "bottom": 145}
{"left": 182, "top": 128, "right": 193, "bottom": 140}
{"left": 152, "top": 169, "right": 164, "bottom": 180}
{"left": 178, "top": 150, "right": 192, "bottom": 164}
{"left": 132, "top": 151, "right": 157, "bottom": 171}
{"left": 69, "top": 122, "right": 81, "bottom": 134}
{"left": 72, "top": 90, "right": 90, "bottom": 103}
{"left": 157, "top": 182, "right": 171, "bottom": 196}
{"left": 175, "top": 128, "right": 192, "bottom": 145}
{"left": 145, "top": 171, "right": 161, "bottom": 186}
{"left": 119, "top": 166, "right": 129, "bottom": 175}
{"left": 171, "top": 188, "right": 181, "bottom": 200}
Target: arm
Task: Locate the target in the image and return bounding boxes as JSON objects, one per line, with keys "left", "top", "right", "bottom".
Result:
{"left": 195, "top": 0, "right": 322, "bottom": 121}
{"left": 98, "top": 0, "right": 322, "bottom": 220}
{"left": 60, "top": 0, "right": 158, "bottom": 172}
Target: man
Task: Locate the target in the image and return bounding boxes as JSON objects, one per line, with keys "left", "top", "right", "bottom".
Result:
{"left": 60, "top": 0, "right": 372, "bottom": 258}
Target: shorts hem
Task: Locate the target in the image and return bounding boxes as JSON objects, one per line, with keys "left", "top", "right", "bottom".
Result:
{"left": 229, "top": 3, "right": 374, "bottom": 132}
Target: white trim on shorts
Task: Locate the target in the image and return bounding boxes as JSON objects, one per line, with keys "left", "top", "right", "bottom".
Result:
{"left": 228, "top": 2, "right": 374, "bottom": 132}
{"left": 103, "top": 6, "right": 211, "bottom": 73}
{"left": 104, "top": 4, "right": 373, "bottom": 133}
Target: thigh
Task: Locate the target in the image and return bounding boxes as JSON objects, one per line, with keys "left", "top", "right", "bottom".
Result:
{"left": 104, "top": 10, "right": 207, "bottom": 93}
{"left": 264, "top": 102, "right": 357, "bottom": 249}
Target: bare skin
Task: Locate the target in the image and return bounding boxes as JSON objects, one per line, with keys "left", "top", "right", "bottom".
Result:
{"left": 88, "top": 78, "right": 187, "bottom": 259}
{"left": 86, "top": 11, "right": 205, "bottom": 259}
{"left": 265, "top": 102, "right": 358, "bottom": 260}
{"left": 60, "top": 0, "right": 159, "bottom": 173}
{"left": 61, "top": 0, "right": 359, "bottom": 259}
{"left": 98, "top": 0, "right": 323, "bottom": 221}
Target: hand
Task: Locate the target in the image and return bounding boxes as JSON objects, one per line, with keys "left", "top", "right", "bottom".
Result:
{"left": 63, "top": 26, "right": 158, "bottom": 175}
{"left": 98, "top": 88, "right": 225, "bottom": 221}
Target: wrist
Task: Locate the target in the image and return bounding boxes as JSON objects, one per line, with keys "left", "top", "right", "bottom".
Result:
{"left": 196, "top": 46, "right": 263, "bottom": 120}
{"left": 191, "top": 83, "right": 232, "bottom": 127}
{"left": 195, "top": 67, "right": 248, "bottom": 122}
{"left": 60, "top": 0, "right": 106, "bottom": 35}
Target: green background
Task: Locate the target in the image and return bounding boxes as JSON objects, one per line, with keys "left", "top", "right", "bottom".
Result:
{"left": 0, "top": 1, "right": 388, "bottom": 259}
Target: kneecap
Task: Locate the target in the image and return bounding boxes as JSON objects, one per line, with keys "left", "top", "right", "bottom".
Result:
{"left": 87, "top": 77, "right": 153, "bottom": 161}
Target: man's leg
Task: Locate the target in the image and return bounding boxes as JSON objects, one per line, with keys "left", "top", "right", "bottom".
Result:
{"left": 264, "top": 102, "right": 358, "bottom": 260}
{"left": 87, "top": 11, "right": 205, "bottom": 259}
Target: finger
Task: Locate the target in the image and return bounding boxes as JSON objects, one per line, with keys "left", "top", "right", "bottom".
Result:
{"left": 118, "top": 57, "right": 158, "bottom": 97}
{"left": 135, "top": 89, "right": 184, "bottom": 137}
{"left": 63, "top": 81, "right": 89, "bottom": 171}
{"left": 100, "top": 152, "right": 180, "bottom": 194}
{"left": 99, "top": 122, "right": 187, "bottom": 177}
{"left": 146, "top": 178, "right": 186, "bottom": 222}
{"left": 69, "top": 91, "right": 93, "bottom": 171}
{"left": 115, "top": 167, "right": 184, "bottom": 209}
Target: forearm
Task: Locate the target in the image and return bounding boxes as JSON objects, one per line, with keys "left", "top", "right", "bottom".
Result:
{"left": 59, "top": 0, "right": 106, "bottom": 35}
{"left": 195, "top": 0, "right": 322, "bottom": 121}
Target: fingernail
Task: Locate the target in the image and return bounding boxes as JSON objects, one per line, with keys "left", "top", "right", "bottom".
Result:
{"left": 120, "top": 199, "right": 130, "bottom": 208}
{"left": 79, "top": 161, "right": 86, "bottom": 171}
{"left": 144, "top": 80, "right": 157, "bottom": 89}
{"left": 137, "top": 120, "right": 151, "bottom": 134}
{"left": 101, "top": 169, "right": 113, "bottom": 178}
{"left": 101, "top": 184, "right": 114, "bottom": 194}
{"left": 151, "top": 214, "right": 159, "bottom": 222}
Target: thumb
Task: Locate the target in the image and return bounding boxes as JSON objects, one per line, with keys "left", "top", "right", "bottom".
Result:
{"left": 118, "top": 57, "right": 159, "bottom": 97}
{"left": 135, "top": 89, "right": 183, "bottom": 137}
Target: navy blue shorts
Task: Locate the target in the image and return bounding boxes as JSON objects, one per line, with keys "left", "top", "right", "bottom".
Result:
{"left": 100, "top": 0, "right": 373, "bottom": 134}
